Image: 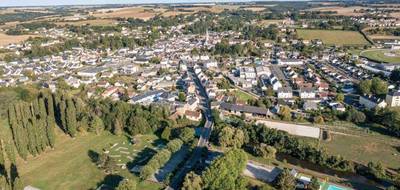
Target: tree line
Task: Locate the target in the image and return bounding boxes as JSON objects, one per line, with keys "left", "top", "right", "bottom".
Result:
{"left": 7, "top": 91, "right": 56, "bottom": 159}
{"left": 139, "top": 138, "right": 184, "bottom": 180}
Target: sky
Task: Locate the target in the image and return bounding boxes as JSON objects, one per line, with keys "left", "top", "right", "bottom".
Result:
{"left": 0, "top": 0, "right": 300, "bottom": 7}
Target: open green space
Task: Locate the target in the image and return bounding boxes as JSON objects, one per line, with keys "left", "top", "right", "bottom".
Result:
{"left": 17, "top": 132, "right": 163, "bottom": 190}
{"left": 296, "top": 29, "right": 370, "bottom": 46}
{"left": 319, "top": 133, "right": 400, "bottom": 169}
{"left": 360, "top": 49, "right": 400, "bottom": 63}
{"left": 230, "top": 89, "right": 256, "bottom": 102}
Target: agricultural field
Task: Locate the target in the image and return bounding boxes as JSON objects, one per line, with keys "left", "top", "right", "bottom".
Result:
{"left": 92, "top": 7, "right": 163, "bottom": 20}
{"left": 360, "top": 49, "right": 400, "bottom": 63}
{"left": 55, "top": 19, "right": 117, "bottom": 26}
{"left": 296, "top": 29, "right": 370, "bottom": 46}
{"left": 304, "top": 6, "right": 370, "bottom": 16}
{"left": 17, "top": 132, "right": 163, "bottom": 190}
{"left": 0, "top": 32, "right": 36, "bottom": 47}
{"left": 91, "top": 5, "right": 240, "bottom": 20}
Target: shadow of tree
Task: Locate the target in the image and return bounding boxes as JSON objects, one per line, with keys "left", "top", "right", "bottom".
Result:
{"left": 94, "top": 174, "right": 124, "bottom": 190}
{"left": 88, "top": 149, "right": 100, "bottom": 164}
{"left": 126, "top": 147, "right": 157, "bottom": 169}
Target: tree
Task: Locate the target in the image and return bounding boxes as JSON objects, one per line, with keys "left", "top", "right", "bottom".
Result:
{"left": 178, "top": 92, "right": 186, "bottom": 102}
{"left": 313, "top": 115, "right": 324, "bottom": 124}
{"left": 335, "top": 93, "right": 344, "bottom": 102}
{"left": 89, "top": 115, "right": 104, "bottom": 135}
{"left": 358, "top": 80, "right": 371, "bottom": 95}
{"left": 65, "top": 97, "right": 78, "bottom": 137}
{"left": 345, "top": 108, "right": 366, "bottom": 123}
{"left": 182, "top": 172, "right": 202, "bottom": 190}
{"left": 254, "top": 144, "right": 276, "bottom": 160}
{"left": 202, "top": 149, "right": 248, "bottom": 190}
{"left": 218, "top": 127, "right": 244, "bottom": 148}
{"left": 279, "top": 106, "right": 291, "bottom": 121}
{"left": 116, "top": 179, "right": 136, "bottom": 190}
{"left": 371, "top": 77, "right": 388, "bottom": 96}
{"left": 178, "top": 127, "right": 195, "bottom": 143}
{"left": 308, "top": 177, "right": 319, "bottom": 190}
{"left": 140, "top": 165, "right": 154, "bottom": 180}
{"left": 161, "top": 127, "right": 171, "bottom": 140}
{"left": 113, "top": 119, "right": 124, "bottom": 136}
{"left": 275, "top": 168, "right": 296, "bottom": 190}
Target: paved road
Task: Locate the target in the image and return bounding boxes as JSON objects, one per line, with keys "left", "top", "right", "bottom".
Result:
{"left": 255, "top": 120, "right": 320, "bottom": 139}
{"left": 167, "top": 66, "right": 214, "bottom": 190}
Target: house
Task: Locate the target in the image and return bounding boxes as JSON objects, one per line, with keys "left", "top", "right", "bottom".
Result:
{"left": 77, "top": 67, "right": 106, "bottom": 78}
{"left": 329, "top": 102, "right": 346, "bottom": 112}
{"left": 299, "top": 88, "right": 316, "bottom": 99}
{"left": 102, "top": 86, "right": 119, "bottom": 98}
{"left": 277, "top": 59, "right": 303, "bottom": 65}
{"left": 277, "top": 87, "right": 293, "bottom": 99}
{"left": 185, "top": 110, "right": 202, "bottom": 121}
{"left": 129, "top": 90, "right": 166, "bottom": 105}
{"left": 255, "top": 66, "right": 271, "bottom": 77}
{"left": 359, "top": 95, "right": 387, "bottom": 109}
{"left": 303, "top": 101, "right": 318, "bottom": 111}
{"left": 386, "top": 90, "right": 400, "bottom": 107}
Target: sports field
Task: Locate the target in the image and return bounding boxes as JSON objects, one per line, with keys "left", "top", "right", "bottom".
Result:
{"left": 296, "top": 29, "right": 370, "bottom": 46}
{"left": 360, "top": 49, "right": 400, "bottom": 63}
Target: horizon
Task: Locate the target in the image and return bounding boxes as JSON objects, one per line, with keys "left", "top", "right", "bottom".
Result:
{"left": 0, "top": 0, "right": 308, "bottom": 7}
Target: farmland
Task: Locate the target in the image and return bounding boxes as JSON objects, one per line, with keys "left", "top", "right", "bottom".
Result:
{"left": 0, "top": 32, "right": 36, "bottom": 46}
{"left": 296, "top": 29, "right": 370, "bottom": 46}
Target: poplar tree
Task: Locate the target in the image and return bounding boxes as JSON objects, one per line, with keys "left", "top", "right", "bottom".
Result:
{"left": 66, "top": 97, "right": 77, "bottom": 137}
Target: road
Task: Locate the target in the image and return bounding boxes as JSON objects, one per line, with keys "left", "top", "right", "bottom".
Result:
{"left": 167, "top": 66, "right": 214, "bottom": 190}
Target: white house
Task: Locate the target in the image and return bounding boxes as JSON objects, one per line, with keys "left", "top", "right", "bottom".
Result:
{"left": 299, "top": 88, "right": 316, "bottom": 99}
{"left": 277, "top": 87, "right": 293, "bottom": 99}
{"left": 277, "top": 59, "right": 304, "bottom": 65}
{"left": 386, "top": 90, "right": 400, "bottom": 107}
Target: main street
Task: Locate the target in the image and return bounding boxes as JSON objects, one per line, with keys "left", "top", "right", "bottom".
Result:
{"left": 167, "top": 66, "right": 214, "bottom": 190}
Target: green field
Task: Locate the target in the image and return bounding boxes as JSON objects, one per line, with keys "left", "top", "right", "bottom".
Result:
{"left": 360, "top": 49, "right": 400, "bottom": 63}
{"left": 320, "top": 133, "right": 400, "bottom": 169}
{"left": 17, "top": 132, "right": 163, "bottom": 190}
{"left": 230, "top": 89, "right": 256, "bottom": 103}
{"left": 297, "top": 29, "right": 370, "bottom": 46}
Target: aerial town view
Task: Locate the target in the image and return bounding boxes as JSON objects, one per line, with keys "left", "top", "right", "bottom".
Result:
{"left": 0, "top": 0, "right": 400, "bottom": 190}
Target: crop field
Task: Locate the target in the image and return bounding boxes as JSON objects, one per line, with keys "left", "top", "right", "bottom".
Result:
{"left": 0, "top": 32, "right": 35, "bottom": 46}
{"left": 360, "top": 49, "right": 400, "bottom": 63}
{"left": 296, "top": 29, "right": 370, "bottom": 46}
{"left": 56, "top": 19, "right": 117, "bottom": 26}
{"left": 92, "top": 5, "right": 240, "bottom": 20}
{"left": 305, "top": 6, "right": 369, "bottom": 16}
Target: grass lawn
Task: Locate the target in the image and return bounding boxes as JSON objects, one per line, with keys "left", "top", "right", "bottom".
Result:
{"left": 17, "top": 132, "right": 163, "bottom": 190}
{"left": 360, "top": 49, "right": 400, "bottom": 63}
{"left": 320, "top": 133, "right": 400, "bottom": 169}
{"left": 230, "top": 89, "right": 256, "bottom": 102}
{"left": 296, "top": 29, "right": 370, "bottom": 46}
